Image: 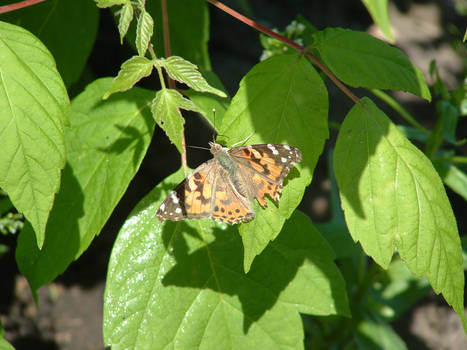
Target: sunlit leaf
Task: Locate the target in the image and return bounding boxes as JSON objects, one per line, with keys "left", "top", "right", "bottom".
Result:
{"left": 104, "top": 56, "right": 153, "bottom": 99}
{"left": 218, "top": 53, "right": 328, "bottom": 271}
{"left": 16, "top": 78, "right": 154, "bottom": 293}
{"left": 0, "top": 22, "right": 68, "bottom": 248}
{"left": 313, "top": 28, "right": 431, "bottom": 101}
{"left": 157, "top": 56, "right": 226, "bottom": 97}
{"left": 334, "top": 97, "right": 466, "bottom": 331}
{"left": 151, "top": 88, "right": 203, "bottom": 153}
{"left": 103, "top": 169, "right": 349, "bottom": 350}
{"left": 136, "top": 10, "right": 153, "bottom": 57}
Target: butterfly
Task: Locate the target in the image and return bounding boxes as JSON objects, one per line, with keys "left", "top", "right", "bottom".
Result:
{"left": 156, "top": 142, "right": 302, "bottom": 225}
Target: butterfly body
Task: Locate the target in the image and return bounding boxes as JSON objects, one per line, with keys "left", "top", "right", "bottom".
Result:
{"left": 156, "top": 142, "right": 302, "bottom": 225}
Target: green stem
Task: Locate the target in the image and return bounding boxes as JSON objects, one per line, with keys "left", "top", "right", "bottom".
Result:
{"left": 434, "top": 155, "right": 467, "bottom": 164}
{"left": 354, "top": 261, "right": 381, "bottom": 304}
{"left": 329, "top": 121, "right": 340, "bottom": 131}
{"left": 370, "top": 89, "right": 430, "bottom": 136}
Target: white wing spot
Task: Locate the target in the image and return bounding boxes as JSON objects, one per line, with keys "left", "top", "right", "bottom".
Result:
{"left": 159, "top": 203, "right": 165, "bottom": 211}
{"left": 175, "top": 208, "right": 182, "bottom": 214}
{"left": 284, "top": 145, "right": 291, "bottom": 150}
{"left": 170, "top": 192, "right": 179, "bottom": 204}
{"left": 169, "top": 212, "right": 173, "bottom": 216}
{"left": 267, "top": 144, "right": 279, "bottom": 155}
{"left": 281, "top": 157, "right": 287, "bottom": 163}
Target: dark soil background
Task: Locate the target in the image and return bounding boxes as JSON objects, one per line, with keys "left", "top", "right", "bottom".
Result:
{"left": 1, "top": 0, "right": 466, "bottom": 349}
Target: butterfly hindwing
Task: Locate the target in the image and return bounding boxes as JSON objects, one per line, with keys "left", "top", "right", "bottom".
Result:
{"left": 210, "top": 167, "right": 255, "bottom": 224}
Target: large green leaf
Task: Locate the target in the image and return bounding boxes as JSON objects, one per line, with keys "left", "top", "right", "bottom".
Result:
{"left": 312, "top": 28, "right": 431, "bottom": 101}
{"left": 218, "top": 53, "right": 329, "bottom": 272}
{"left": 16, "top": 78, "right": 155, "bottom": 293}
{"left": 334, "top": 97, "right": 466, "bottom": 331}
{"left": 103, "top": 169, "right": 349, "bottom": 350}
{"left": 2, "top": 0, "right": 99, "bottom": 86}
{"left": 0, "top": 21, "right": 68, "bottom": 248}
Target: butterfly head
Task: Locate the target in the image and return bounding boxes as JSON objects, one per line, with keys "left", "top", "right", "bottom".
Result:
{"left": 209, "top": 141, "right": 227, "bottom": 156}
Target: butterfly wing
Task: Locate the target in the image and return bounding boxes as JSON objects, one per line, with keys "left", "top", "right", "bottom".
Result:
{"left": 156, "top": 159, "right": 255, "bottom": 224}
{"left": 228, "top": 144, "right": 302, "bottom": 208}
{"left": 156, "top": 159, "right": 217, "bottom": 222}
{"left": 210, "top": 167, "right": 255, "bottom": 224}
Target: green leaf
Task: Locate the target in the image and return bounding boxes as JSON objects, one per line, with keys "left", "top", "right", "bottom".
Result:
{"left": 369, "top": 259, "right": 430, "bottom": 321}
{"left": 119, "top": 0, "right": 211, "bottom": 69}
{"left": 218, "top": 53, "right": 329, "bottom": 272}
{"left": 334, "top": 97, "right": 466, "bottom": 331}
{"left": 157, "top": 56, "right": 227, "bottom": 97}
{"left": 355, "top": 310, "right": 408, "bottom": 350}
{"left": 396, "top": 125, "right": 428, "bottom": 143}
{"left": 95, "top": 0, "right": 127, "bottom": 8}
{"left": 104, "top": 56, "right": 153, "bottom": 99}
{"left": 15, "top": 78, "right": 155, "bottom": 293}
{"left": 462, "top": 236, "right": 467, "bottom": 270}
{"left": 184, "top": 70, "right": 230, "bottom": 130}
{"left": 0, "top": 22, "right": 68, "bottom": 248}
{"left": 438, "top": 101, "right": 460, "bottom": 144}
{"left": 151, "top": 88, "right": 202, "bottom": 153}
{"left": 0, "top": 337, "right": 14, "bottom": 350}
{"left": 0, "top": 320, "right": 14, "bottom": 350}
{"left": 103, "top": 169, "right": 350, "bottom": 350}
{"left": 361, "top": 0, "right": 394, "bottom": 43}
{"left": 118, "top": 2, "right": 134, "bottom": 44}
{"left": 312, "top": 28, "right": 431, "bottom": 101}
{"left": 2, "top": 0, "right": 99, "bottom": 86}
{"left": 136, "top": 10, "right": 154, "bottom": 57}
{"left": 435, "top": 162, "right": 467, "bottom": 202}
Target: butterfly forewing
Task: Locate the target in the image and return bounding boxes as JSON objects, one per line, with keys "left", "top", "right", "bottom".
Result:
{"left": 228, "top": 144, "right": 302, "bottom": 208}
{"left": 156, "top": 160, "right": 216, "bottom": 222}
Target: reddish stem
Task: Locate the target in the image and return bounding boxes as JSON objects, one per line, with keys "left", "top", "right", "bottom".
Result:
{"left": 0, "top": 0, "right": 46, "bottom": 14}
{"left": 206, "top": 0, "right": 360, "bottom": 104}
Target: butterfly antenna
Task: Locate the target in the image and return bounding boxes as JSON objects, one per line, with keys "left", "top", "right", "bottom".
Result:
{"left": 211, "top": 108, "right": 218, "bottom": 142}
{"left": 187, "top": 145, "right": 210, "bottom": 151}
{"left": 231, "top": 133, "right": 255, "bottom": 148}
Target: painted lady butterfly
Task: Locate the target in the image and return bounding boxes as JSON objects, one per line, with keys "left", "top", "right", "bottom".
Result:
{"left": 156, "top": 142, "right": 302, "bottom": 225}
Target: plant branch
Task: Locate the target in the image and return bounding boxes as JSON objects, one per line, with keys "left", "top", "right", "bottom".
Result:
{"left": 206, "top": 0, "right": 360, "bottom": 104}
{"left": 161, "top": 0, "right": 187, "bottom": 174}
{"left": 0, "top": 0, "right": 46, "bottom": 14}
